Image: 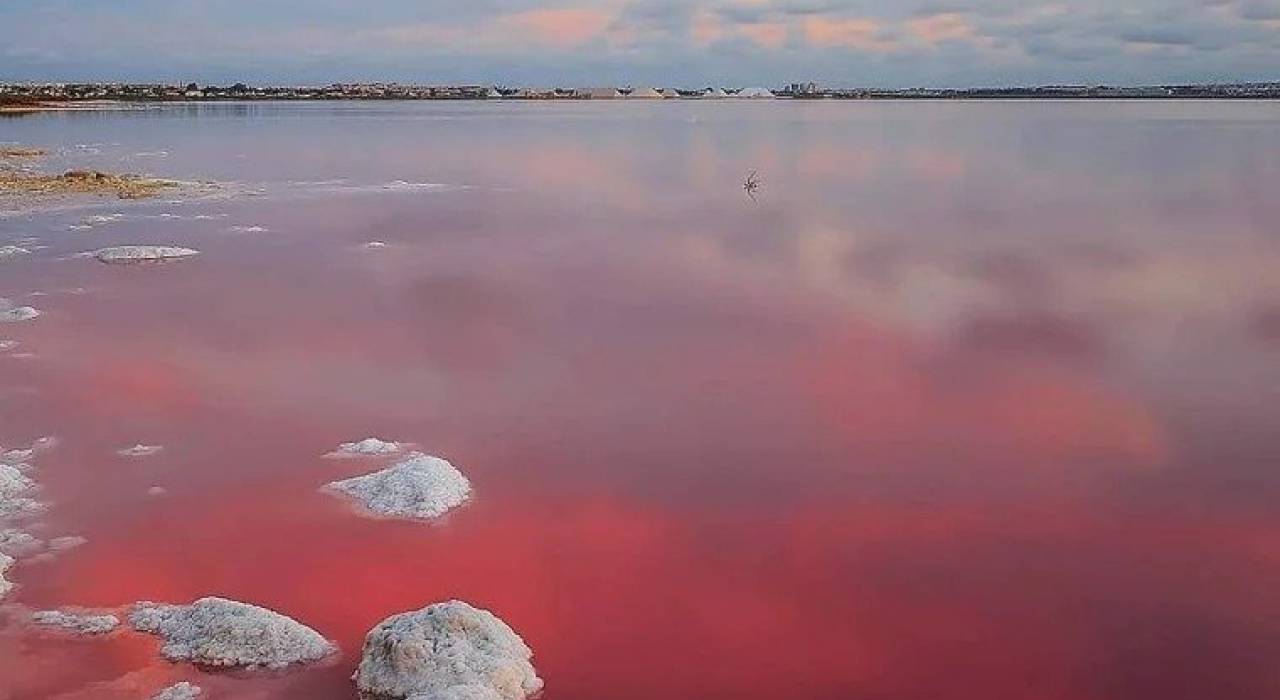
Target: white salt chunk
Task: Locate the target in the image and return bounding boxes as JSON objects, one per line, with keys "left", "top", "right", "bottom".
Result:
{"left": 152, "top": 682, "right": 202, "bottom": 700}
{"left": 32, "top": 609, "right": 121, "bottom": 635}
{"left": 91, "top": 246, "right": 200, "bottom": 264}
{"left": 326, "top": 437, "right": 402, "bottom": 458}
{"left": 0, "top": 552, "right": 13, "bottom": 599}
{"left": 0, "top": 299, "right": 40, "bottom": 323}
{"left": 118, "top": 444, "right": 164, "bottom": 457}
{"left": 355, "top": 600, "right": 542, "bottom": 700}
{"left": 130, "top": 597, "right": 335, "bottom": 669}
{"left": 323, "top": 452, "right": 471, "bottom": 521}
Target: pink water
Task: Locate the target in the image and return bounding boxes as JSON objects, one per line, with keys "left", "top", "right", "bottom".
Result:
{"left": 2, "top": 101, "right": 1280, "bottom": 699}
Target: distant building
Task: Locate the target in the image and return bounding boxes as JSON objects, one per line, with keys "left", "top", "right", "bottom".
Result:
{"left": 583, "top": 87, "right": 622, "bottom": 99}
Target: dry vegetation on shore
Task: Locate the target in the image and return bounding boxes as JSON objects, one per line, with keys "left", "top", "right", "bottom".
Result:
{"left": 1, "top": 146, "right": 178, "bottom": 201}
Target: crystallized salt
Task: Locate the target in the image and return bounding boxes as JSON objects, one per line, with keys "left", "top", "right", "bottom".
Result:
{"left": 118, "top": 444, "right": 164, "bottom": 457}
{"left": 32, "top": 609, "right": 121, "bottom": 635}
{"left": 152, "top": 682, "right": 202, "bottom": 700}
{"left": 354, "top": 600, "right": 542, "bottom": 700}
{"left": 325, "top": 437, "right": 402, "bottom": 458}
{"left": 130, "top": 597, "right": 335, "bottom": 669}
{"left": 323, "top": 452, "right": 471, "bottom": 520}
{"left": 91, "top": 246, "right": 200, "bottom": 264}
{"left": 0, "top": 299, "right": 40, "bottom": 323}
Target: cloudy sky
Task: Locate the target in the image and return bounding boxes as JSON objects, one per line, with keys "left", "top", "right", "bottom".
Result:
{"left": 3, "top": 0, "right": 1279, "bottom": 86}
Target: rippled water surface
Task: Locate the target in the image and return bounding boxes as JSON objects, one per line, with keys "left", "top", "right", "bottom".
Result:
{"left": 2, "top": 101, "right": 1280, "bottom": 699}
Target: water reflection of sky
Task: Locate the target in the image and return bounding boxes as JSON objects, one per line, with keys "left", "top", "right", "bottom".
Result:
{"left": 1, "top": 101, "right": 1279, "bottom": 700}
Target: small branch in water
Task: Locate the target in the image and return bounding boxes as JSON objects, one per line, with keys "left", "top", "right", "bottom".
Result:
{"left": 743, "top": 169, "right": 761, "bottom": 202}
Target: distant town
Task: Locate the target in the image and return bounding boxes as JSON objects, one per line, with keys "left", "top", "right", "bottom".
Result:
{"left": 3, "top": 80, "right": 1280, "bottom": 104}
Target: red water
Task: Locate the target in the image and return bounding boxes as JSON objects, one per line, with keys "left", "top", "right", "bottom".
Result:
{"left": 2, "top": 101, "right": 1280, "bottom": 699}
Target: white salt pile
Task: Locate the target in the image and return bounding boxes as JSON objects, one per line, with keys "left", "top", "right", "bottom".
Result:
{"left": 32, "top": 609, "right": 121, "bottom": 635}
{"left": 118, "top": 444, "right": 164, "bottom": 457}
{"left": 0, "top": 463, "right": 40, "bottom": 517}
{"left": 152, "top": 682, "right": 202, "bottom": 700}
{"left": 0, "top": 552, "right": 13, "bottom": 599}
{"left": 326, "top": 437, "right": 402, "bottom": 458}
{"left": 130, "top": 597, "right": 335, "bottom": 669}
{"left": 354, "top": 600, "right": 542, "bottom": 700}
{"left": 1, "top": 447, "right": 32, "bottom": 463}
{"left": 364, "top": 241, "right": 388, "bottom": 249}
{"left": 0, "top": 529, "right": 42, "bottom": 556}
{"left": 91, "top": 246, "right": 200, "bottom": 264}
{"left": 0, "top": 245, "right": 30, "bottom": 259}
{"left": 323, "top": 452, "right": 471, "bottom": 520}
{"left": 0, "top": 299, "right": 40, "bottom": 323}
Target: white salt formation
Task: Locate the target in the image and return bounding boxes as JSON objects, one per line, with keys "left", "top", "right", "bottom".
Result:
{"left": 118, "top": 444, "right": 164, "bottom": 457}
{"left": 91, "top": 246, "right": 200, "bottom": 264}
{"left": 0, "top": 299, "right": 40, "bottom": 323}
{"left": 32, "top": 609, "right": 121, "bottom": 635}
{"left": 326, "top": 437, "right": 402, "bottom": 458}
{"left": 0, "top": 552, "right": 13, "bottom": 598}
{"left": 130, "top": 597, "right": 335, "bottom": 669}
{"left": 0, "top": 340, "right": 18, "bottom": 352}
{"left": 323, "top": 452, "right": 471, "bottom": 520}
{"left": 0, "top": 245, "right": 29, "bottom": 259}
{"left": 152, "top": 682, "right": 202, "bottom": 700}
{"left": 0, "top": 529, "right": 42, "bottom": 556}
{"left": 148, "top": 486, "right": 169, "bottom": 497}
{"left": 1, "top": 447, "right": 32, "bottom": 463}
{"left": 0, "top": 463, "right": 40, "bottom": 517}
{"left": 354, "top": 600, "right": 542, "bottom": 700}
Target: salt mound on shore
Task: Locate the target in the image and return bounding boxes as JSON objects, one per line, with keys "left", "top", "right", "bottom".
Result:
{"left": 326, "top": 437, "right": 401, "bottom": 458}
{"left": 152, "top": 682, "right": 202, "bottom": 700}
{"left": 32, "top": 609, "right": 121, "bottom": 635}
{"left": 323, "top": 452, "right": 471, "bottom": 520}
{"left": 91, "top": 246, "right": 200, "bottom": 264}
{"left": 354, "top": 600, "right": 542, "bottom": 700}
{"left": 130, "top": 597, "right": 335, "bottom": 669}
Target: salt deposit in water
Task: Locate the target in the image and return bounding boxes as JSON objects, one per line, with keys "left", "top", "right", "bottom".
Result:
{"left": 130, "top": 597, "right": 335, "bottom": 669}
{"left": 0, "top": 245, "right": 30, "bottom": 259}
{"left": 147, "top": 486, "right": 168, "bottom": 497}
{"left": 91, "top": 246, "right": 200, "bottom": 264}
{"left": 354, "top": 600, "right": 542, "bottom": 700}
{"left": 118, "top": 444, "right": 164, "bottom": 457}
{"left": 0, "top": 299, "right": 40, "bottom": 323}
{"left": 323, "top": 452, "right": 471, "bottom": 521}
{"left": 325, "top": 437, "right": 402, "bottom": 458}
{"left": 0, "top": 340, "right": 17, "bottom": 352}
{"left": 0, "top": 552, "right": 13, "bottom": 599}
{"left": 32, "top": 609, "right": 121, "bottom": 635}
{"left": 152, "top": 682, "right": 202, "bottom": 700}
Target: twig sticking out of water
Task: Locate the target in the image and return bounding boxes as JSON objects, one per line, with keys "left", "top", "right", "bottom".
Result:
{"left": 743, "top": 170, "right": 761, "bottom": 202}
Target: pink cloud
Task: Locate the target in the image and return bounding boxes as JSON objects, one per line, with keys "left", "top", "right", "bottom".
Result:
{"left": 500, "top": 8, "right": 614, "bottom": 48}
{"left": 803, "top": 17, "right": 897, "bottom": 52}
{"left": 739, "top": 21, "right": 789, "bottom": 50}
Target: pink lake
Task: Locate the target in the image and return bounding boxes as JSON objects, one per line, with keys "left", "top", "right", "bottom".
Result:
{"left": 2, "top": 100, "right": 1280, "bottom": 700}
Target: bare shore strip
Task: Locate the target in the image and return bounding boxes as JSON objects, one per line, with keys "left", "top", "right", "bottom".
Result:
{"left": 1, "top": 145, "right": 182, "bottom": 203}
